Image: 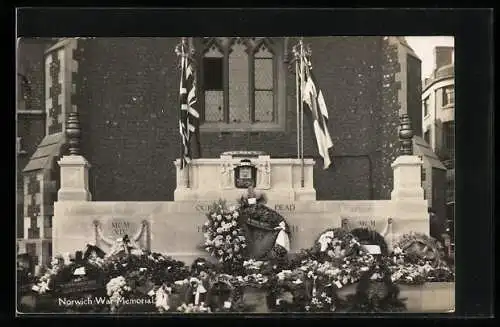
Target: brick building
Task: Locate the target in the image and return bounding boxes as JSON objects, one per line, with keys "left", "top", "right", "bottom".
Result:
{"left": 16, "top": 36, "right": 421, "bottom": 269}
{"left": 422, "top": 46, "right": 455, "bottom": 242}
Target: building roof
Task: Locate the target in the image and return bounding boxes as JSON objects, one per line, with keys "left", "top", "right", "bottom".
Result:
{"left": 396, "top": 37, "right": 419, "bottom": 59}
{"left": 413, "top": 136, "right": 446, "bottom": 170}
{"left": 23, "top": 132, "right": 66, "bottom": 172}
{"left": 423, "top": 63, "right": 454, "bottom": 91}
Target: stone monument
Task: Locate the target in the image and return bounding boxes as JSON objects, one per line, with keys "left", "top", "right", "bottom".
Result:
{"left": 54, "top": 114, "right": 428, "bottom": 263}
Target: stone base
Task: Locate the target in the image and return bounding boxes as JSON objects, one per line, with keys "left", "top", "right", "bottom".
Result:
{"left": 58, "top": 155, "right": 92, "bottom": 201}
{"left": 391, "top": 155, "right": 425, "bottom": 201}
{"left": 329, "top": 282, "right": 455, "bottom": 313}
{"left": 398, "top": 282, "right": 455, "bottom": 312}
{"left": 58, "top": 189, "right": 92, "bottom": 201}
{"left": 173, "top": 188, "right": 316, "bottom": 202}
{"left": 53, "top": 199, "right": 429, "bottom": 264}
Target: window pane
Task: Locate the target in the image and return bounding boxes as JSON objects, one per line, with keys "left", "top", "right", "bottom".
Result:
{"left": 203, "top": 58, "right": 223, "bottom": 90}
{"left": 254, "top": 91, "right": 274, "bottom": 122}
{"left": 255, "top": 59, "right": 273, "bottom": 90}
{"left": 229, "top": 42, "right": 249, "bottom": 123}
{"left": 205, "top": 90, "right": 224, "bottom": 122}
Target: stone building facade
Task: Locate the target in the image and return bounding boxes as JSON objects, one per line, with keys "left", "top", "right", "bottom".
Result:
{"left": 17, "top": 36, "right": 421, "bottom": 270}
{"left": 421, "top": 46, "right": 455, "bottom": 241}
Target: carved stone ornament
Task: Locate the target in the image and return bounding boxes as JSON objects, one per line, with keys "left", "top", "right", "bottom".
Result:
{"left": 257, "top": 160, "right": 271, "bottom": 190}
{"left": 93, "top": 220, "right": 149, "bottom": 252}
{"left": 220, "top": 161, "right": 235, "bottom": 189}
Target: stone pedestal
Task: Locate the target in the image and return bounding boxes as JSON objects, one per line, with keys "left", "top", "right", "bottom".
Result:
{"left": 57, "top": 155, "right": 92, "bottom": 201}
{"left": 174, "top": 154, "right": 316, "bottom": 202}
{"left": 391, "top": 155, "right": 425, "bottom": 200}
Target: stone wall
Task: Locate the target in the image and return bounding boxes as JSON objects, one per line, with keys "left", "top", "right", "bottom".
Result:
{"left": 74, "top": 37, "right": 407, "bottom": 202}
{"left": 17, "top": 39, "right": 50, "bottom": 239}
{"left": 53, "top": 199, "right": 428, "bottom": 264}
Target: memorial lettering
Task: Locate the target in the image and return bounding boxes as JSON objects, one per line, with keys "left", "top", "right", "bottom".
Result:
{"left": 195, "top": 203, "right": 212, "bottom": 213}
{"left": 112, "top": 221, "right": 130, "bottom": 235}
{"left": 340, "top": 204, "right": 373, "bottom": 213}
{"left": 359, "top": 220, "right": 377, "bottom": 228}
{"left": 341, "top": 216, "right": 379, "bottom": 231}
{"left": 106, "top": 219, "right": 138, "bottom": 238}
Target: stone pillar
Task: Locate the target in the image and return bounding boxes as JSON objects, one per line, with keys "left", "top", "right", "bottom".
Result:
{"left": 58, "top": 156, "right": 92, "bottom": 201}
{"left": 57, "top": 112, "right": 92, "bottom": 201}
{"left": 391, "top": 114, "right": 424, "bottom": 200}
{"left": 391, "top": 155, "right": 424, "bottom": 200}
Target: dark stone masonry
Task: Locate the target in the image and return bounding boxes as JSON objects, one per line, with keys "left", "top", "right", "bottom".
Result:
{"left": 18, "top": 36, "right": 417, "bottom": 203}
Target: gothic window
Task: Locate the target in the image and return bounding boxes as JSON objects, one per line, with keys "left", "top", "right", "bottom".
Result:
{"left": 199, "top": 37, "right": 284, "bottom": 132}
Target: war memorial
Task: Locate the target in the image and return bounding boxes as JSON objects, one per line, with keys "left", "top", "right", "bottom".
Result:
{"left": 17, "top": 37, "right": 455, "bottom": 314}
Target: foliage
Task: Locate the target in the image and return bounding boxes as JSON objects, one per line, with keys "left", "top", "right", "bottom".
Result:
{"left": 21, "top": 216, "right": 455, "bottom": 314}
{"left": 393, "top": 232, "right": 445, "bottom": 267}
{"left": 343, "top": 262, "right": 407, "bottom": 313}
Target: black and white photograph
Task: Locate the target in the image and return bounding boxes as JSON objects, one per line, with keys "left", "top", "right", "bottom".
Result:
{"left": 15, "top": 30, "right": 460, "bottom": 314}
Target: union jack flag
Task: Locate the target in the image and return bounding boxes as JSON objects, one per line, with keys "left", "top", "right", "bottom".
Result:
{"left": 178, "top": 52, "right": 199, "bottom": 169}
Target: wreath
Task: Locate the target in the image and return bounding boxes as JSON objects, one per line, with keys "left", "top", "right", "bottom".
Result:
{"left": 393, "top": 232, "right": 444, "bottom": 267}
{"left": 202, "top": 200, "right": 248, "bottom": 266}
{"left": 312, "top": 228, "right": 365, "bottom": 262}
{"left": 344, "top": 263, "right": 407, "bottom": 313}
{"left": 349, "top": 228, "right": 389, "bottom": 256}
{"left": 238, "top": 203, "right": 291, "bottom": 262}
{"left": 206, "top": 274, "right": 243, "bottom": 312}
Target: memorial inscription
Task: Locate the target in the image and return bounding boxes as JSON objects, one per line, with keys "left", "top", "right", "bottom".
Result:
{"left": 195, "top": 203, "right": 211, "bottom": 213}
{"left": 341, "top": 216, "right": 378, "bottom": 230}
{"left": 340, "top": 203, "right": 374, "bottom": 214}
{"left": 104, "top": 218, "right": 139, "bottom": 238}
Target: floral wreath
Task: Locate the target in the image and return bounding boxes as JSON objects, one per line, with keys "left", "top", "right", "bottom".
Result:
{"left": 312, "top": 228, "right": 364, "bottom": 261}
{"left": 349, "top": 228, "right": 389, "bottom": 256}
{"left": 345, "top": 263, "right": 406, "bottom": 313}
{"left": 393, "top": 232, "right": 444, "bottom": 267}
{"left": 202, "top": 200, "right": 247, "bottom": 264}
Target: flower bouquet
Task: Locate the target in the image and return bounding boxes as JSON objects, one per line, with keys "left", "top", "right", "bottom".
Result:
{"left": 105, "top": 276, "right": 133, "bottom": 313}
{"left": 275, "top": 269, "right": 307, "bottom": 289}
{"left": 177, "top": 302, "right": 212, "bottom": 313}
{"left": 425, "top": 264, "right": 455, "bottom": 282}
{"left": 305, "top": 291, "right": 338, "bottom": 312}
{"left": 313, "top": 229, "right": 365, "bottom": 263}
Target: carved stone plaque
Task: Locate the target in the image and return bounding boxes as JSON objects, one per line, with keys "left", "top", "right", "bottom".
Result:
{"left": 104, "top": 218, "right": 139, "bottom": 238}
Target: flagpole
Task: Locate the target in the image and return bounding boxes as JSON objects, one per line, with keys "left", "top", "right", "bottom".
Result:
{"left": 180, "top": 37, "right": 190, "bottom": 188}
{"left": 295, "top": 48, "right": 300, "bottom": 160}
{"left": 299, "top": 38, "right": 305, "bottom": 188}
